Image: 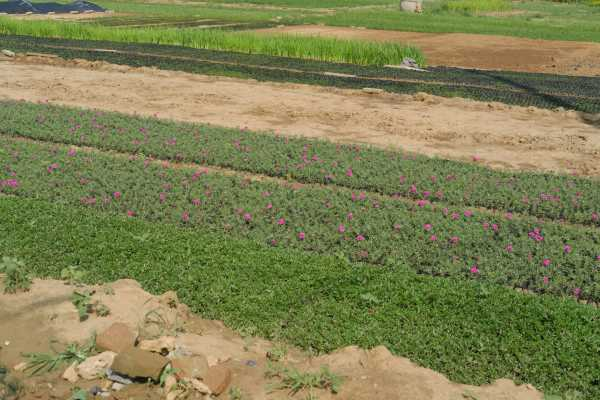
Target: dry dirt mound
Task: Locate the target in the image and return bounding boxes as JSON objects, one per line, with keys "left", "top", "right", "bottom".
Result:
{"left": 0, "top": 278, "right": 542, "bottom": 400}
{"left": 1, "top": 55, "right": 599, "bottom": 177}
{"left": 256, "top": 25, "right": 600, "bottom": 77}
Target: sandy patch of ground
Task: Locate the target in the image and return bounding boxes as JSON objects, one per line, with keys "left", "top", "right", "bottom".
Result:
{"left": 256, "top": 25, "right": 600, "bottom": 76}
{"left": 0, "top": 277, "right": 542, "bottom": 399}
{"left": 1, "top": 55, "right": 599, "bottom": 176}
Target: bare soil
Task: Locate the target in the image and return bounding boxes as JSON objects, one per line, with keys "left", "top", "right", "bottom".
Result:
{"left": 0, "top": 277, "right": 543, "bottom": 400}
{"left": 1, "top": 55, "right": 599, "bottom": 176}
{"left": 256, "top": 25, "right": 600, "bottom": 77}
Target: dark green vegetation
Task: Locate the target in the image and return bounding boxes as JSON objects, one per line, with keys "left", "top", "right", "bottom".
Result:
{"left": 1, "top": 196, "right": 599, "bottom": 398}
{"left": 2, "top": 100, "right": 599, "bottom": 227}
{"left": 3, "top": 135, "right": 600, "bottom": 300}
{"left": 2, "top": 35, "right": 600, "bottom": 112}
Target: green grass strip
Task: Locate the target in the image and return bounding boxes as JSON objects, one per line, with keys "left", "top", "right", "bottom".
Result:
{"left": 0, "top": 17, "right": 425, "bottom": 66}
{"left": 1, "top": 100, "right": 599, "bottom": 227}
{"left": 1, "top": 196, "right": 599, "bottom": 398}
{"left": 2, "top": 136, "right": 600, "bottom": 301}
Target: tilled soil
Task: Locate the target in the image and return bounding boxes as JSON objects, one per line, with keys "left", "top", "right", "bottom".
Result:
{"left": 256, "top": 25, "right": 600, "bottom": 77}
{"left": 1, "top": 55, "right": 599, "bottom": 176}
{"left": 0, "top": 278, "right": 543, "bottom": 400}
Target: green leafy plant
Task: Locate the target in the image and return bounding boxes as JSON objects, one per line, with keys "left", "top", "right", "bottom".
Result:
{"left": 228, "top": 386, "right": 246, "bottom": 400}
{"left": 0, "top": 256, "right": 31, "bottom": 293}
{"left": 23, "top": 337, "right": 96, "bottom": 376}
{"left": 71, "top": 290, "right": 110, "bottom": 321}
{"left": 0, "top": 364, "right": 23, "bottom": 400}
{"left": 70, "top": 388, "right": 88, "bottom": 400}
{"left": 266, "top": 362, "right": 342, "bottom": 395}
{"left": 60, "top": 266, "right": 87, "bottom": 285}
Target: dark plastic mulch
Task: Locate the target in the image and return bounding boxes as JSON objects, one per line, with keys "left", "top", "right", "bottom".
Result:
{"left": 0, "top": 0, "right": 105, "bottom": 14}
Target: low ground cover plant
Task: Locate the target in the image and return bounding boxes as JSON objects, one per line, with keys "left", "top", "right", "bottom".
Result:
{"left": 2, "top": 136, "right": 599, "bottom": 301}
{"left": 1, "top": 101, "right": 598, "bottom": 227}
{"left": 1, "top": 196, "right": 599, "bottom": 398}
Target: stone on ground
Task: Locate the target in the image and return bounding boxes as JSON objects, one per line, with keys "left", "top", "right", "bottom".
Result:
{"left": 111, "top": 347, "right": 168, "bottom": 381}
{"left": 96, "top": 322, "right": 137, "bottom": 353}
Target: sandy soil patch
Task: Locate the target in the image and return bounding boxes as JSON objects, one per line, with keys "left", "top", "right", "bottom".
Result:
{"left": 256, "top": 25, "right": 600, "bottom": 77}
{"left": 1, "top": 55, "right": 599, "bottom": 176}
{"left": 0, "top": 277, "right": 542, "bottom": 399}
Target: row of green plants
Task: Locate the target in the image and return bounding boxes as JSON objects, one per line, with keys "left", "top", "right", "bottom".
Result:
{"left": 2, "top": 35, "right": 598, "bottom": 113}
{"left": 2, "top": 136, "right": 599, "bottom": 300}
{"left": 1, "top": 196, "right": 598, "bottom": 399}
{"left": 2, "top": 100, "right": 599, "bottom": 227}
{"left": 0, "top": 18, "right": 425, "bottom": 67}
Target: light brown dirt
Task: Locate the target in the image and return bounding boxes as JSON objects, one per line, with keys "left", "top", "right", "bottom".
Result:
{"left": 1, "top": 56, "right": 600, "bottom": 176}
{"left": 0, "top": 278, "right": 543, "bottom": 400}
{"left": 257, "top": 25, "right": 600, "bottom": 76}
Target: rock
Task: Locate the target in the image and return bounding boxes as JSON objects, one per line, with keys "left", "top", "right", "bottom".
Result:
{"left": 13, "top": 362, "right": 27, "bottom": 371}
{"left": 111, "top": 347, "right": 168, "bottom": 381}
{"left": 166, "top": 389, "right": 185, "bottom": 400}
{"left": 62, "top": 362, "right": 79, "bottom": 383}
{"left": 112, "top": 382, "right": 126, "bottom": 391}
{"left": 158, "top": 291, "right": 179, "bottom": 308}
{"left": 170, "top": 355, "right": 209, "bottom": 380}
{"left": 190, "top": 378, "right": 212, "bottom": 394}
{"left": 138, "top": 336, "right": 176, "bottom": 355}
{"left": 362, "top": 88, "right": 384, "bottom": 95}
{"left": 1, "top": 50, "right": 15, "bottom": 58}
{"left": 96, "top": 322, "right": 137, "bottom": 353}
{"left": 203, "top": 365, "right": 232, "bottom": 395}
{"left": 400, "top": 0, "right": 422, "bottom": 12}
{"left": 174, "top": 334, "right": 242, "bottom": 367}
{"left": 163, "top": 374, "right": 178, "bottom": 394}
{"left": 106, "top": 369, "right": 133, "bottom": 385}
{"left": 76, "top": 351, "right": 116, "bottom": 380}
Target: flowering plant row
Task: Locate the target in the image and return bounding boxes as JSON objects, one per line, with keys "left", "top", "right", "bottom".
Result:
{"left": 2, "top": 137, "right": 599, "bottom": 300}
{"left": 1, "top": 101, "right": 599, "bottom": 227}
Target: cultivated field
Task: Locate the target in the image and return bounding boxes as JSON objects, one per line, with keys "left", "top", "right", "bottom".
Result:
{"left": 1, "top": 0, "right": 600, "bottom": 399}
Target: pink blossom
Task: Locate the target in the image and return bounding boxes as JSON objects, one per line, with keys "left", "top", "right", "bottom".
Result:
{"left": 127, "top": 210, "right": 135, "bottom": 217}
{"left": 159, "top": 192, "right": 167, "bottom": 203}
{"left": 597, "top": 255, "right": 600, "bottom": 261}
{"left": 393, "top": 224, "right": 401, "bottom": 231}
{"left": 470, "top": 265, "right": 479, "bottom": 274}
{"left": 423, "top": 191, "right": 431, "bottom": 198}
{"left": 573, "top": 287, "right": 581, "bottom": 297}
{"left": 543, "top": 276, "right": 549, "bottom": 285}
{"left": 505, "top": 212, "right": 513, "bottom": 220}
{"left": 277, "top": 218, "right": 286, "bottom": 225}
{"left": 472, "top": 155, "right": 480, "bottom": 162}
{"left": 423, "top": 224, "right": 433, "bottom": 231}
{"left": 270, "top": 239, "right": 278, "bottom": 247}
{"left": 430, "top": 235, "right": 437, "bottom": 242}
{"left": 417, "top": 200, "right": 428, "bottom": 208}
{"left": 442, "top": 208, "right": 449, "bottom": 216}
{"left": 542, "top": 259, "right": 551, "bottom": 267}
{"left": 0, "top": 179, "right": 18, "bottom": 188}
{"left": 450, "top": 236, "right": 459, "bottom": 245}
{"left": 593, "top": 213, "right": 599, "bottom": 222}
{"left": 298, "top": 232, "right": 305, "bottom": 241}
{"left": 451, "top": 212, "right": 459, "bottom": 220}
{"left": 563, "top": 245, "right": 572, "bottom": 254}
{"left": 338, "top": 224, "right": 346, "bottom": 233}
{"left": 67, "top": 148, "right": 77, "bottom": 157}
{"left": 399, "top": 176, "right": 406, "bottom": 184}
{"left": 243, "top": 213, "right": 252, "bottom": 222}
{"left": 347, "top": 212, "right": 353, "bottom": 221}
{"left": 492, "top": 224, "right": 499, "bottom": 232}
{"left": 409, "top": 185, "right": 417, "bottom": 194}
{"left": 359, "top": 192, "right": 366, "bottom": 201}
{"left": 192, "top": 198, "right": 201, "bottom": 207}
{"left": 47, "top": 163, "right": 59, "bottom": 173}
{"left": 346, "top": 168, "right": 353, "bottom": 177}
{"left": 181, "top": 212, "right": 190, "bottom": 223}
{"left": 464, "top": 210, "right": 473, "bottom": 218}
{"left": 482, "top": 222, "right": 489, "bottom": 230}
{"left": 506, "top": 244, "right": 513, "bottom": 253}
{"left": 356, "top": 234, "right": 365, "bottom": 241}
{"left": 266, "top": 203, "right": 273, "bottom": 210}
{"left": 113, "top": 191, "right": 122, "bottom": 200}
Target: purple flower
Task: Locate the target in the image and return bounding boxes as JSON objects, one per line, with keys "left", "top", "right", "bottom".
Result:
{"left": 356, "top": 234, "right": 365, "bottom": 241}
{"left": 47, "top": 163, "right": 59, "bottom": 173}
{"left": 243, "top": 213, "right": 252, "bottom": 222}
{"left": 543, "top": 276, "right": 549, "bottom": 285}
{"left": 429, "top": 235, "right": 437, "bottom": 242}
{"left": 67, "top": 148, "right": 77, "bottom": 157}
{"left": 338, "top": 224, "right": 346, "bottom": 233}
{"left": 592, "top": 213, "right": 599, "bottom": 222}
{"left": 492, "top": 224, "right": 499, "bottom": 232}
{"left": 464, "top": 210, "right": 473, "bottom": 218}
{"left": 563, "top": 245, "right": 572, "bottom": 254}
{"left": 506, "top": 244, "right": 513, "bottom": 253}
{"left": 192, "top": 198, "right": 201, "bottom": 207}
{"left": 298, "top": 232, "right": 305, "bottom": 241}
{"left": 574, "top": 287, "right": 581, "bottom": 297}
{"left": 450, "top": 236, "right": 459, "bottom": 245}
{"left": 542, "top": 258, "right": 551, "bottom": 267}
{"left": 347, "top": 213, "right": 353, "bottom": 221}
{"left": 127, "top": 210, "right": 135, "bottom": 217}
{"left": 266, "top": 203, "right": 273, "bottom": 210}
{"left": 423, "top": 224, "right": 433, "bottom": 231}
{"left": 0, "top": 179, "right": 18, "bottom": 188}
{"left": 470, "top": 265, "right": 479, "bottom": 274}
{"left": 113, "top": 191, "right": 122, "bottom": 200}
{"left": 277, "top": 218, "right": 286, "bottom": 225}
{"left": 181, "top": 212, "right": 190, "bottom": 223}
{"left": 417, "top": 200, "right": 428, "bottom": 208}
{"left": 346, "top": 168, "right": 353, "bottom": 177}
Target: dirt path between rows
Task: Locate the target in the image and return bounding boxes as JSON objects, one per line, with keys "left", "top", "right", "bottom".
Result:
{"left": 256, "top": 25, "right": 600, "bottom": 77}
{"left": 1, "top": 55, "right": 600, "bottom": 176}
